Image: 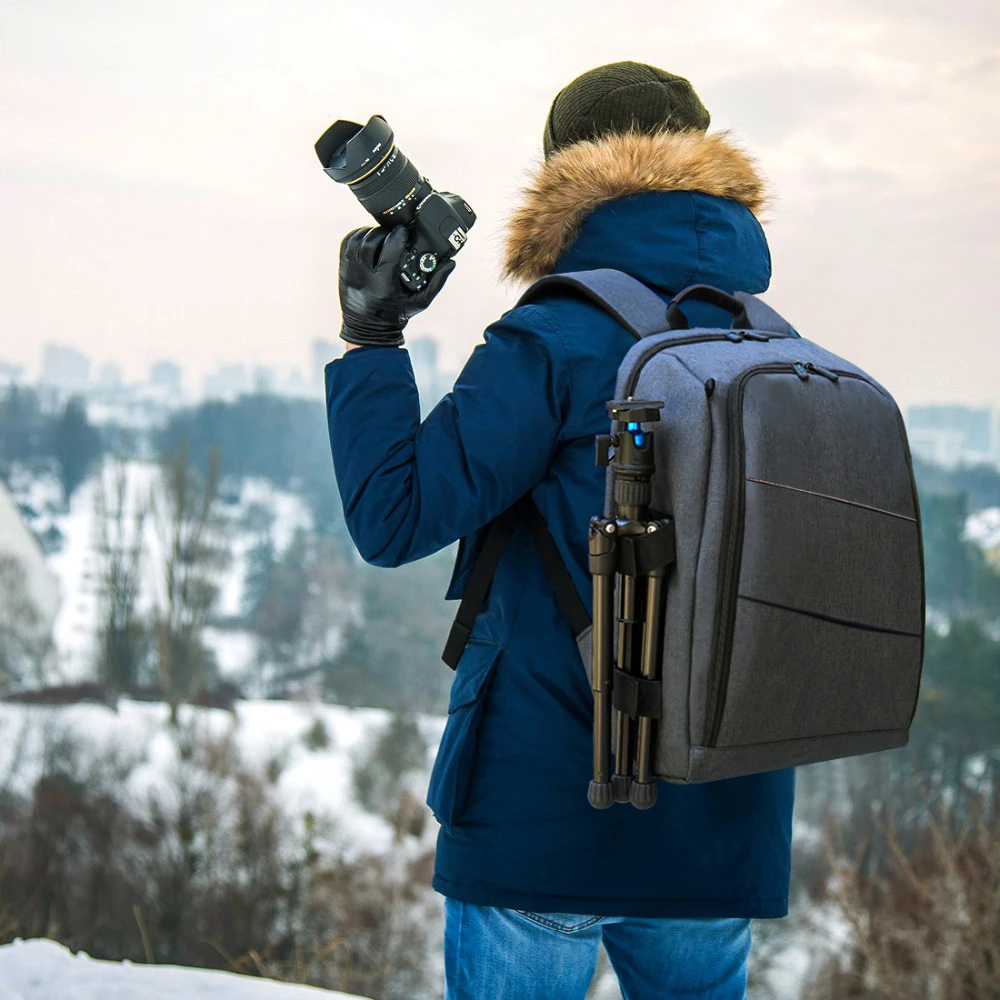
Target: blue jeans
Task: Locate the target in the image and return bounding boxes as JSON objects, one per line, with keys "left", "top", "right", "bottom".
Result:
{"left": 444, "top": 900, "right": 752, "bottom": 999}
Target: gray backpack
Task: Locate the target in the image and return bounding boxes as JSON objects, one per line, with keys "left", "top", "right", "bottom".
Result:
{"left": 444, "top": 270, "right": 925, "bottom": 806}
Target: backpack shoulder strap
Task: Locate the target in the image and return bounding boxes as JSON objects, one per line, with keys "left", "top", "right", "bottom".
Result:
{"left": 443, "top": 269, "right": 673, "bottom": 670}
{"left": 515, "top": 269, "right": 671, "bottom": 340}
{"left": 519, "top": 269, "right": 801, "bottom": 340}
{"left": 441, "top": 503, "right": 520, "bottom": 669}
{"left": 442, "top": 497, "right": 590, "bottom": 670}
{"left": 732, "top": 291, "right": 801, "bottom": 338}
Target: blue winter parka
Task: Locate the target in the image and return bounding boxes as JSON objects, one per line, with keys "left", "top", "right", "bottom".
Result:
{"left": 325, "top": 129, "right": 796, "bottom": 918}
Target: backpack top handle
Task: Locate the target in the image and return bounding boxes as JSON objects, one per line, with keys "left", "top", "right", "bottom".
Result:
{"left": 665, "top": 284, "right": 751, "bottom": 330}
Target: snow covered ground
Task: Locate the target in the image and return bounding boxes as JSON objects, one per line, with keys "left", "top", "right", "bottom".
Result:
{"left": 0, "top": 698, "right": 447, "bottom": 996}
{"left": 0, "top": 939, "right": 368, "bottom": 999}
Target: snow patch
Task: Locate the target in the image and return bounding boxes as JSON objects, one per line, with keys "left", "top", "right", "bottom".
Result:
{"left": 0, "top": 939, "right": 367, "bottom": 999}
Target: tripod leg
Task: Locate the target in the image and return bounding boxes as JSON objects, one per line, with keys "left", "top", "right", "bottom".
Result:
{"left": 588, "top": 518, "right": 616, "bottom": 809}
{"left": 613, "top": 571, "right": 644, "bottom": 802}
{"left": 631, "top": 564, "right": 666, "bottom": 809}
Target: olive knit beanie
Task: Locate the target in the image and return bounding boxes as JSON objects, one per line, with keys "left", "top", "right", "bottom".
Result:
{"left": 543, "top": 61, "right": 711, "bottom": 158}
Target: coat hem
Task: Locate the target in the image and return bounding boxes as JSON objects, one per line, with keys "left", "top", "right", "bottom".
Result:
{"left": 432, "top": 873, "right": 789, "bottom": 920}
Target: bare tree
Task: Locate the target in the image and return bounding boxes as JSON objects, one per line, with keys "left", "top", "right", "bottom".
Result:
{"left": 151, "top": 438, "right": 230, "bottom": 723}
{"left": 92, "top": 455, "right": 148, "bottom": 705}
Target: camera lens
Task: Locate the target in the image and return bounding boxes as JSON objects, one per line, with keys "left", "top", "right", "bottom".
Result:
{"left": 315, "top": 115, "right": 431, "bottom": 227}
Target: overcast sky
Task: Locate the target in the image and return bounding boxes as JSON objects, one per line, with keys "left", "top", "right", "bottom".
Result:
{"left": 1, "top": 0, "right": 998, "bottom": 407}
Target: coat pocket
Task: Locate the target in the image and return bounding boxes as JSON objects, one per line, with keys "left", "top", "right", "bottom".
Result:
{"left": 426, "top": 641, "right": 503, "bottom": 831}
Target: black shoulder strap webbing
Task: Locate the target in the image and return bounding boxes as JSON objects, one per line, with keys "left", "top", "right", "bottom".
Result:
{"left": 441, "top": 503, "right": 521, "bottom": 669}
{"left": 515, "top": 269, "right": 672, "bottom": 340}
{"left": 523, "top": 499, "right": 591, "bottom": 639}
{"left": 441, "top": 497, "right": 590, "bottom": 670}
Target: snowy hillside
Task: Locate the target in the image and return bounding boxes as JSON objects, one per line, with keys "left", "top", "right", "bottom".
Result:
{"left": 0, "top": 697, "right": 444, "bottom": 859}
{"left": 0, "top": 939, "right": 368, "bottom": 999}
{"left": 8, "top": 459, "right": 315, "bottom": 687}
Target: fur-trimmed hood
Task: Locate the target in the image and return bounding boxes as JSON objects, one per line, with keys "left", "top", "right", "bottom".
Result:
{"left": 502, "top": 129, "right": 771, "bottom": 285}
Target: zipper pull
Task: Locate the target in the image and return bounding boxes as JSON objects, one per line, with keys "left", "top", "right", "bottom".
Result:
{"left": 804, "top": 362, "right": 840, "bottom": 382}
{"left": 726, "top": 331, "right": 744, "bottom": 342}
{"left": 792, "top": 361, "right": 809, "bottom": 380}
{"left": 743, "top": 330, "right": 770, "bottom": 342}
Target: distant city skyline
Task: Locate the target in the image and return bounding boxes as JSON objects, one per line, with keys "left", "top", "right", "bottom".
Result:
{"left": 2, "top": 1, "right": 998, "bottom": 409}
{"left": 18, "top": 337, "right": 1000, "bottom": 472}
{"left": 20, "top": 333, "right": 458, "bottom": 407}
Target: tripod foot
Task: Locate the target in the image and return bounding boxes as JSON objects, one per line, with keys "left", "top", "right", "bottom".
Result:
{"left": 630, "top": 780, "right": 657, "bottom": 810}
{"left": 612, "top": 774, "right": 632, "bottom": 803}
{"left": 588, "top": 780, "right": 614, "bottom": 810}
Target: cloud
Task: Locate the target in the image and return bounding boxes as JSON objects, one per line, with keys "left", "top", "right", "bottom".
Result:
{"left": 949, "top": 52, "right": 1000, "bottom": 82}
{"left": 706, "top": 66, "right": 869, "bottom": 143}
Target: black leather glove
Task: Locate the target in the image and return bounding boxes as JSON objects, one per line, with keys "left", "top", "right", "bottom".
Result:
{"left": 338, "top": 225, "right": 456, "bottom": 347}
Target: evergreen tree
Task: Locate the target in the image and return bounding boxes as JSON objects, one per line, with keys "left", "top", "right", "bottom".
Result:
{"left": 50, "top": 396, "right": 102, "bottom": 502}
{"left": 0, "top": 384, "right": 47, "bottom": 472}
{"left": 241, "top": 536, "right": 275, "bottom": 623}
{"left": 324, "top": 549, "right": 456, "bottom": 713}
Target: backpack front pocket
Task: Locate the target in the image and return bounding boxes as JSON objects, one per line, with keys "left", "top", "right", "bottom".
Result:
{"left": 426, "top": 641, "right": 503, "bottom": 830}
{"left": 705, "top": 366, "right": 923, "bottom": 749}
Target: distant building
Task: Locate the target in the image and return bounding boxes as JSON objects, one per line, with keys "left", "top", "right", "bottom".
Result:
{"left": 97, "top": 362, "right": 123, "bottom": 389}
{"left": 202, "top": 364, "right": 251, "bottom": 400}
{"left": 150, "top": 359, "right": 183, "bottom": 396}
{"left": 408, "top": 337, "right": 438, "bottom": 380}
{"left": 312, "top": 339, "right": 340, "bottom": 382}
{"left": 408, "top": 336, "right": 456, "bottom": 417}
{"left": 41, "top": 343, "right": 91, "bottom": 390}
{"left": 0, "top": 480, "right": 60, "bottom": 686}
{"left": 278, "top": 368, "right": 312, "bottom": 398}
{"left": 310, "top": 335, "right": 455, "bottom": 413}
{"left": 253, "top": 365, "right": 276, "bottom": 394}
{"left": 906, "top": 404, "right": 999, "bottom": 469}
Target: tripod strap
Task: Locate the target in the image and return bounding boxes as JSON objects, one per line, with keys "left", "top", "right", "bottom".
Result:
{"left": 441, "top": 497, "right": 591, "bottom": 670}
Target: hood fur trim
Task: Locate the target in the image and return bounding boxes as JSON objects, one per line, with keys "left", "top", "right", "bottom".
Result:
{"left": 502, "top": 129, "right": 770, "bottom": 284}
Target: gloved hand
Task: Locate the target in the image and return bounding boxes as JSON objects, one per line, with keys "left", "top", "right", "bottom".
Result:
{"left": 338, "top": 225, "right": 456, "bottom": 347}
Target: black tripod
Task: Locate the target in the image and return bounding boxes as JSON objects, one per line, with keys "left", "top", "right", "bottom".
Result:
{"left": 588, "top": 400, "right": 676, "bottom": 810}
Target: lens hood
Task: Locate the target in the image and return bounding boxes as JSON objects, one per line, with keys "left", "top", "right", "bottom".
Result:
{"left": 315, "top": 115, "right": 395, "bottom": 185}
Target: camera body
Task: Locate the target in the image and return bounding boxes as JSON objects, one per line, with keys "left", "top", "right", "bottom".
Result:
{"left": 315, "top": 115, "right": 475, "bottom": 292}
{"left": 397, "top": 190, "right": 474, "bottom": 291}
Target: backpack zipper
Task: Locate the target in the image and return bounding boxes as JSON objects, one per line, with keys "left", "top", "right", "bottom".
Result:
{"left": 621, "top": 331, "right": 791, "bottom": 396}
{"left": 704, "top": 362, "right": 869, "bottom": 747}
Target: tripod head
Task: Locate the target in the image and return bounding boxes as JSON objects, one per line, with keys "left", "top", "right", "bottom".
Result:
{"left": 596, "top": 399, "right": 664, "bottom": 519}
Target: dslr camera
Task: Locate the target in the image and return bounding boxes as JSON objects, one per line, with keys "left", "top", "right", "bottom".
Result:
{"left": 315, "top": 115, "right": 475, "bottom": 292}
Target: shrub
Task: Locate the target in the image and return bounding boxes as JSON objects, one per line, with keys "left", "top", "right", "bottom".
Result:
{"left": 0, "top": 714, "right": 440, "bottom": 999}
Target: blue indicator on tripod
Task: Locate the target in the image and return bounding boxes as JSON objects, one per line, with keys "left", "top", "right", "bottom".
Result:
{"left": 627, "top": 422, "right": 639, "bottom": 430}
